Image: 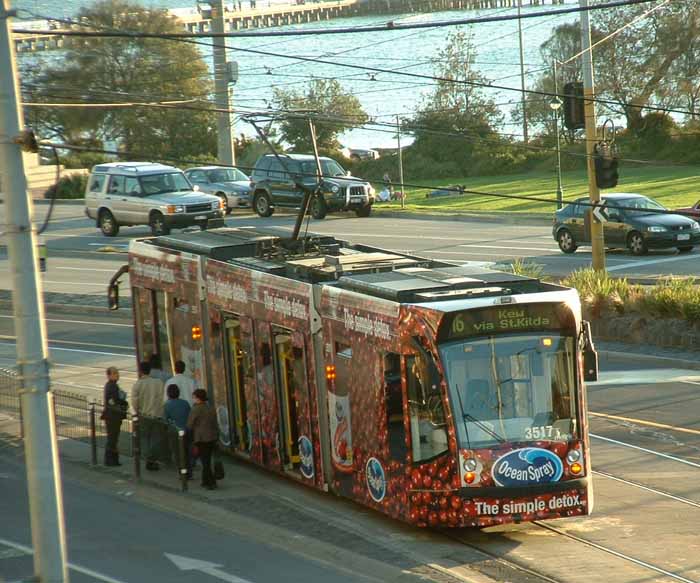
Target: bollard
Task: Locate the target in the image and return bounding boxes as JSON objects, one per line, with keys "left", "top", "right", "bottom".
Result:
{"left": 178, "top": 429, "right": 188, "bottom": 492}
{"left": 89, "top": 400, "right": 97, "bottom": 466}
{"left": 132, "top": 415, "right": 141, "bottom": 480}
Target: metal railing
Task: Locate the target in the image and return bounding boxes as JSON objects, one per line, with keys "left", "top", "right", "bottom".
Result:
{"left": 0, "top": 367, "right": 190, "bottom": 491}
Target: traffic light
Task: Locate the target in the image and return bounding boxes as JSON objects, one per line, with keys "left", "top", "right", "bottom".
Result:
{"left": 563, "top": 82, "right": 585, "bottom": 130}
{"left": 594, "top": 143, "right": 619, "bottom": 189}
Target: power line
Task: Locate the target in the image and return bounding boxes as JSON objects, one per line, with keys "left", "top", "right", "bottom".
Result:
{"left": 13, "top": 0, "right": 658, "bottom": 39}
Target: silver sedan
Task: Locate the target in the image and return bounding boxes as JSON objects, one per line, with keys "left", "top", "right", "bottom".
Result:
{"left": 184, "top": 166, "right": 252, "bottom": 214}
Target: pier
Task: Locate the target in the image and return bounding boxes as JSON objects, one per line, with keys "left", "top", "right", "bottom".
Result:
{"left": 13, "top": 0, "right": 565, "bottom": 53}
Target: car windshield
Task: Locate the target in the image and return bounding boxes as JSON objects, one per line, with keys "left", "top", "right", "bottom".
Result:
{"left": 439, "top": 334, "right": 577, "bottom": 448}
{"left": 299, "top": 159, "right": 346, "bottom": 178}
{"left": 208, "top": 168, "right": 248, "bottom": 183}
{"left": 617, "top": 197, "right": 666, "bottom": 216}
{"left": 139, "top": 172, "right": 192, "bottom": 195}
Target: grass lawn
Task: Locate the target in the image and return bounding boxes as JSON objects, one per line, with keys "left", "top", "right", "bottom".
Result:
{"left": 372, "top": 165, "right": 700, "bottom": 215}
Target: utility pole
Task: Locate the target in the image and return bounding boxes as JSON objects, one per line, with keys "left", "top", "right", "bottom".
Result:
{"left": 551, "top": 60, "right": 564, "bottom": 210}
{"left": 396, "top": 115, "right": 405, "bottom": 210}
{"left": 517, "top": 0, "right": 528, "bottom": 144}
{"left": 579, "top": 0, "right": 605, "bottom": 271}
{"left": 211, "top": 0, "right": 235, "bottom": 165}
{"left": 0, "top": 2, "right": 69, "bottom": 582}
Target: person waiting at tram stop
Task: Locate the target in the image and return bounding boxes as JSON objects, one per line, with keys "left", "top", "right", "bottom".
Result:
{"left": 187, "top": 389, "right": 220, "bottom": 490}
{"left": 101, "top": 366, "right": 128, "bottom": 467}
{"left": 164, "top": 360, "right": 196, "bottom": 405}
{"left": 132, "top": 360, "right": 165, "bottom": 471}
{"left": 164, "top": 383, "right": 192, "bottom": 478}
{"left": 149, "top": 354, "right": 168, "bottom": 383}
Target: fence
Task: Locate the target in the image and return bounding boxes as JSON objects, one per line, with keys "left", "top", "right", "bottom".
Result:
{"left": 0, "top": 367, "right": 190, "bottom": 491}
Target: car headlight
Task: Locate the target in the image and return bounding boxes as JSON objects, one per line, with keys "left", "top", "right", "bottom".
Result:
{"left": 166, "top": 205, "right": 184, "bottom": 214}
{"left": 692, "top": 221, "right": 700, "bottom": 230}
{"left": 646, "top": 225, "right": 667, "bottom": 232}
{"left": 212, "top": 201, "right": 221, "bottom": 210}
{"left": 329, "top": 184, "right": 340, "bottom": 194}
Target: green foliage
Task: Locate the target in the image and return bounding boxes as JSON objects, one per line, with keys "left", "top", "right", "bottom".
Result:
{"left": 60, "top": 151, "right": 109, "bottom": 170}
{"left": 23, "top": 0, "right": 216, "bottom": 160}
{"left": 502, "top": 259, "right": 545, "bottom": 279}
{"left": 272, "top": 79, "right": 368, "bottom": 151}
{"left": 44, "top": 174, "right": 88, "bottom": 199}
{"left": 562, "top": 269, "right": 700, "bottom": 323}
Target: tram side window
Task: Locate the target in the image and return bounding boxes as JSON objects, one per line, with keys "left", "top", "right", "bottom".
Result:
{"left": 134, "top": 288, "right": 156, "bottom": 362}
{"left": 406, "top": 354, "right": 447, "bottom": 463}
{"left": 384, "top": 353, "right": 407, "bottom": 462}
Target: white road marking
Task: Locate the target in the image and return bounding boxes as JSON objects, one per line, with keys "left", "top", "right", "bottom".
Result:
{"left": 0, "top": 315, "right": 133, "bottom": 327}
{"left": 165, "top": 553, "right": 254, "bottom": 583}
{"left": 0, "top": 335, "right": 131, "bottom": 351}
{"left": 607, "top": 253, "right": 699, "bottom": 272}
{"left": 0, "top": 537, "right": 130, "bottom": 583}
{"left": 0, "top": 341, "right": 132, "bottom": 357}
{"left": 459, "top": 244, "right": 561, "bottom": 252}
{"left": 591, "top": 433, "right": 700, "bottom": 469}
{"left": 56, "top": 267, "right": 120, "bottom": 273}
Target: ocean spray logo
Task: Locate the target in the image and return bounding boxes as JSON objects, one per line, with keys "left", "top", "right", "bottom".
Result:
{"left": 492, "top": 448, "right": 563, "bottom": 487}
{"left": 365, "top": 457, "right": 386, "bottom": 502}
{"left": 298, "top": 436, "right": 314, "bottom": 480}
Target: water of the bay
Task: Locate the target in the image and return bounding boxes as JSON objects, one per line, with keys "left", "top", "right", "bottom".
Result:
{"left": 15, "top": 0, "right": 576, "bottom": 148}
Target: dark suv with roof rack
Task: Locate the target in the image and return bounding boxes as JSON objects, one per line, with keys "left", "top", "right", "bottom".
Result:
{"left": 250, "top": 154, "right": 375, "bottom": 219}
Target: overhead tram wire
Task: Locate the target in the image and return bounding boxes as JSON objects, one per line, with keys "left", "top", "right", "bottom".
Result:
{"left": 13, "top": 0, "right": 659, "bottom": 39}
{"left": 36, "top": 139, "right": 695, "bottom": 219}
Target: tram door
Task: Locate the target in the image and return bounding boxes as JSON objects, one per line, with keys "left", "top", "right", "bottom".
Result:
{"left": 273, "top": 330, "right": 302, "bottom": 471}
{"left": 223, "top": 317, "right": 250, "bottom": 452}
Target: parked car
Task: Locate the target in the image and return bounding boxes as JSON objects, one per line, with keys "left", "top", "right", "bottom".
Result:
{"left": 553, "top": 193, "right": 700, "bottom": 256}
{"left": 84, "top": 162, "right": 224, "bottom": 237}
{"left": 341, "top": 147, "right": 379, "bottom": 161}
{"left": 673, "top": 200, "right": 700, "bottom": 219}
{"left": 250, "top": 154, "right": 375, "bottom": 219}
{"left": 184, "top": 166, "right": 251, "bottom": 214}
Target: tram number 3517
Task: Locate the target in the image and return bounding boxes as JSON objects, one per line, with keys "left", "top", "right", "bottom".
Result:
{"left": 525, "top": 425, "right": 563, "bottom": 439}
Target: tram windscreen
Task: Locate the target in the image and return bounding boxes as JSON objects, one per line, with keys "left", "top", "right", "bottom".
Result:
{"left": 439, "top": 334, "right": 577, "bottom": 448}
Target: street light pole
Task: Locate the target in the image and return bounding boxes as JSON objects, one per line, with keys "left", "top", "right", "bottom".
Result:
{"left": 0, "top": 2, "right": 69, "bottom": 581}
{"left": 211, "top": 0, "right": 235, "bottom": 166}
{"left": 517, "top": 0, "right": 529, "bottom": 144}
{"left": 551, "top": 60, "right": 564, "bottom": 210}
{"left": 396, "top": 114, "right": 405, "bottom": 210}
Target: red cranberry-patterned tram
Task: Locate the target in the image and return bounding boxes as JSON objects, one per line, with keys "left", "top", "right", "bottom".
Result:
{"left": 112, "top": 226, "right": 597, "bottom": 527}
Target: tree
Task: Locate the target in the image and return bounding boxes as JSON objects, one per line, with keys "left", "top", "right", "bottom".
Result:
{"left": 407, "top": 30, "right": 503, "bottom": 173}
{"left": 272, "top": 79, "right": 368, "bottom": 152}
{"left": 22, "top": 0, "right": 217, "bottom": 160}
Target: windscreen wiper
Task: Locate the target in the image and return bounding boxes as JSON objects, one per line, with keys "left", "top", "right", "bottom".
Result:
{"left": 462, "top": 411, "right": 506, "bottom": 444}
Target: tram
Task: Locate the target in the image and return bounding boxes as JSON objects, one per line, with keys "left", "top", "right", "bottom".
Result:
{"left": 109, "top": 226, "right": 597, "bottom": 527}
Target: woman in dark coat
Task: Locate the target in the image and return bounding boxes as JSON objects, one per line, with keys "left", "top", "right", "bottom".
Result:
{"left": 187, "top": 389, "right": 219, "bottom": 490}
{"left": 102, "top": 366, "right": 128, "bottom": 466}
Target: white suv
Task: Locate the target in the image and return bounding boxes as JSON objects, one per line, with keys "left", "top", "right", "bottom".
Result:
{"left": 84, "top": 162, "right": 224, "bottom": 237}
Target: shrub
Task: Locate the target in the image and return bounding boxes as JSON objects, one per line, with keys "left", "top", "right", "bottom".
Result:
{"left": 43, "top": 174, "right": 88, "bottom": 199}
{"left": 503, "top": 258, "right": 545, "bottom": 279}
{"left": 561, "top": 268, "right": 633, "bottom": 318}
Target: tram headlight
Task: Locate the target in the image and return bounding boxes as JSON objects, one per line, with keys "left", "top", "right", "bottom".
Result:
{"left": 570, "top": 462, "right": 583, "bottom": 475}
{"left": 463, "top": 458, "right": 477, "bottom": 472}
{"left": 566, "top": 449, "right": 581, "bottom": 464}
{"left": 464, "top": 471, "right": 476, "bottom": 484}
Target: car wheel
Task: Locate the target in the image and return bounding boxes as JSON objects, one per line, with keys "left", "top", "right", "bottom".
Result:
{"left": 149, "top": 212, "right": 170, "bottom": 236}
{"left": 556, "top": 228, "right": 577, "bottom": 254}
{"left": 253, "top": 191, "right": 273, "bottom": 217}
{"left": 98, "top": 209, "right": 119, "bottom": 237}
{"left": 627, "top": 231, "right": 648, "bottom": 256}
{"left": 677, "top": 245, "right": 694, "bottom": 253}
{"left": 216, "top": 192, "right": 231, "bottom": 215}
{"left": 310, "top": 195, "right": 327, "bottom": 220}
{"left": 355, "top": 205, "right": 372, "bottom": 218}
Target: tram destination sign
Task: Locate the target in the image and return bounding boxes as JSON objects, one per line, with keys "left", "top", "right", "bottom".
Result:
{"left": 438, "top": 303, "right": 573, "bottom": 342}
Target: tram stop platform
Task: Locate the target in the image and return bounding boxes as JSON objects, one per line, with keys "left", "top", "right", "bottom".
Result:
{"left": 0, "top": 412, "right": 518, "bottom": 583}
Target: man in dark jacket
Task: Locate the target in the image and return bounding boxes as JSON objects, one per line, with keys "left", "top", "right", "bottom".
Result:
{"left": 187, "top": 389, "right": 219, "bottom": 490}
{"left": 102, "top": 367, "right": 127, "bottom": 467}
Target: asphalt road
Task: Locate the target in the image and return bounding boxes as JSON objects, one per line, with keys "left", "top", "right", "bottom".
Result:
{"left": 2, "top": 204, "right": 700, "bottom": 297}
{"left": 0, "top": 447, "right": 372, "bottom": 583}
